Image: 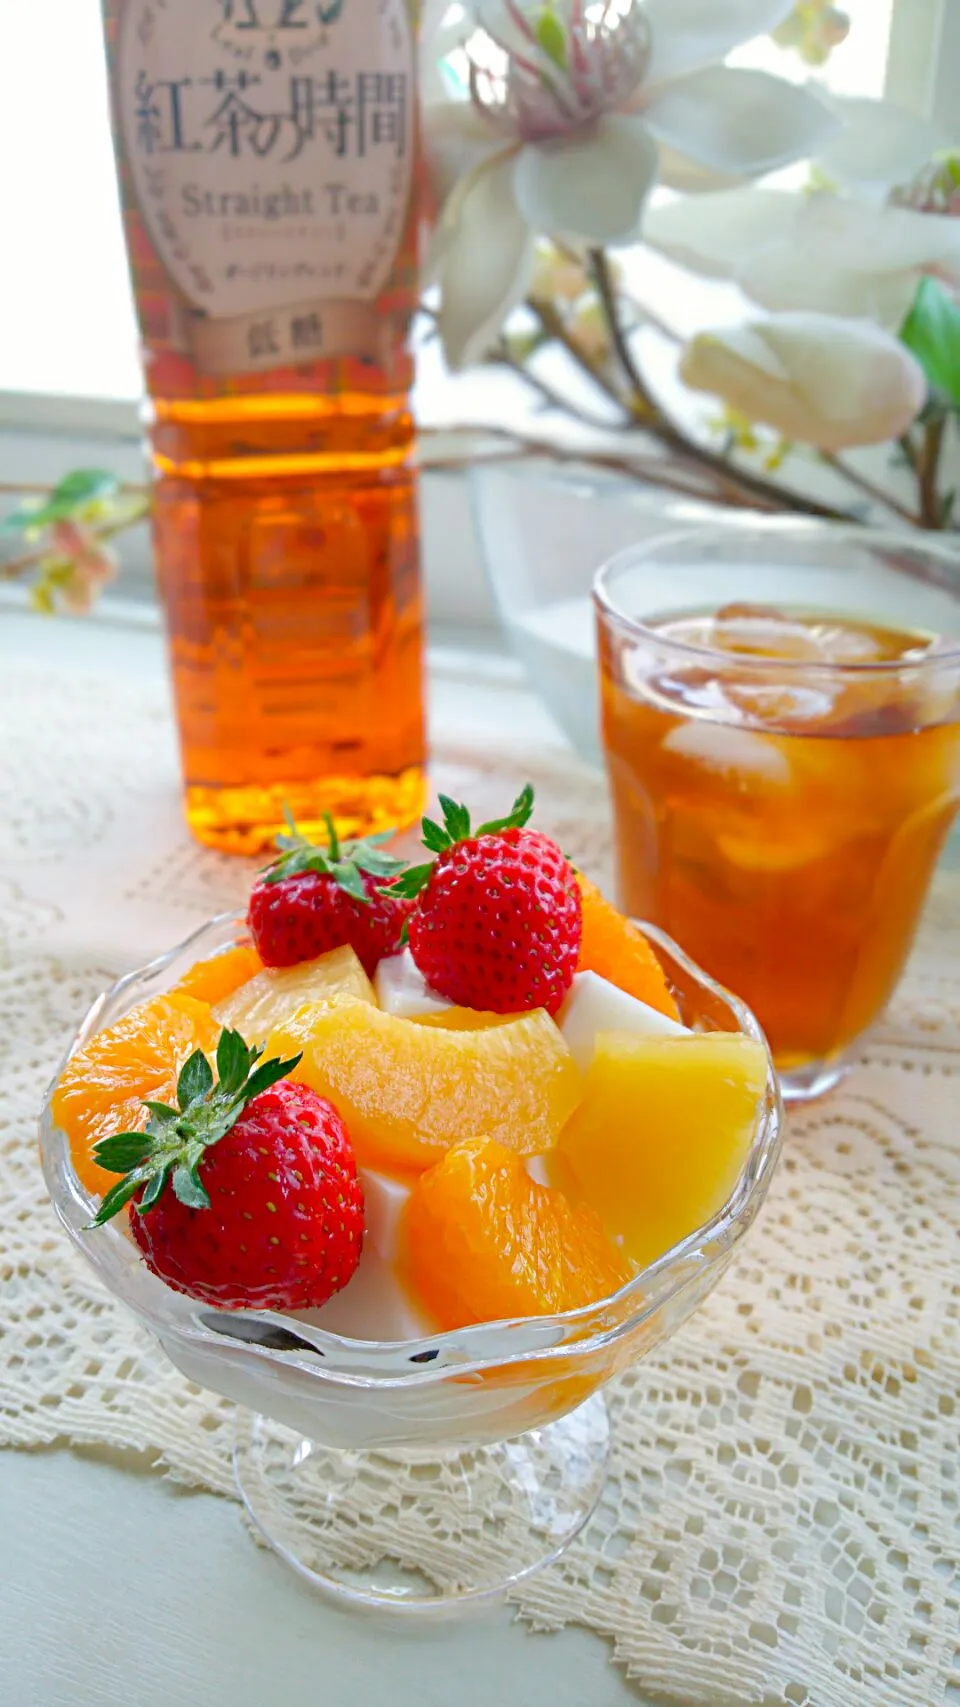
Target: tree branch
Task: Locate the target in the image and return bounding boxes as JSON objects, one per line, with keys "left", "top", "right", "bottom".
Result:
{"left": 418, "top": 424, "right": 752, "bottom": 505}
{"left": 917, "top": 415, "right": 947, "bottom": 529}
{"left": 588, "top": 248, "right": 656, "bottom": 411}
{"left": 488, "top": 345, "right": 619, "bottom": 432}
{"left": 584, "top": 248, "right": 860, "bottom": 523}
{"left": 818, "top": 451, "right": 920, "bottom": 527}
{"left": 527, "top": 294, "right": 633, "bottom": 417}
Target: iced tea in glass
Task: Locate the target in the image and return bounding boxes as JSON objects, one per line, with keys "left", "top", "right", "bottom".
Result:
{"left": 595, "top": 525, "right": 960, "bottom": 1100}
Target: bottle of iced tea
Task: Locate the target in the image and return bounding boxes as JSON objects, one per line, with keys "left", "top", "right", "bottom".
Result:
{"left": 101, "top": 0, "right": 426, "bottom": 854}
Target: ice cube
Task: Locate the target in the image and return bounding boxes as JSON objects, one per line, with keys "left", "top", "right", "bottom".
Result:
{"left": 374, "top": 950, "right": 454, "bottom": 1019}
{"left": 804, "top": 621, "right": 888, "bottom": 664}
{"left": 906, "top": 644, "right": 960, "bottom": 728}
{"left": 708, "top": 604, "right": 824, "bottom": 662}
{"left": 723, "top": 678, "right": 842, "bottom": 727}
{"left": 662, "top": 720, "right": 793, "bottom": 787}
{"left": 559, "top": 970, "right": 687, "bottom": 1073}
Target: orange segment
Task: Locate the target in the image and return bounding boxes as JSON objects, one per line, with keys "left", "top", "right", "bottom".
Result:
{"left": 401, "top": 1137, "right": 634, "bottom": 1330}
{"left": 267, "top": 996, "right": 582, "bottom": 1171}
{"left": 554, "top": 1031, "right": 769, "bottom": 1268}
{"left": 576, "top": 873, "right": 680, "bottom": 1020}
{"left": 51, "top": 994, "right": 220, "bottom": 1200}
{"left": 174, "top": 944, "right": 263, "bottom": 1006}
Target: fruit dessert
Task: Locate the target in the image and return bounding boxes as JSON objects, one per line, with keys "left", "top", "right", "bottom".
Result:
{"left": 50, "top": 787, "right": 769, "bottom": 1338}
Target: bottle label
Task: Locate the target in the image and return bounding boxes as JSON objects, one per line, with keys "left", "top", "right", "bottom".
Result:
{"left": 117, "top": 0, "right": 415, "bottom": 374}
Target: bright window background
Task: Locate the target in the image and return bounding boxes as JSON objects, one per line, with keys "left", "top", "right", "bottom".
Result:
{"left": 0, "top": 0, "right": 903, "bottom": 403}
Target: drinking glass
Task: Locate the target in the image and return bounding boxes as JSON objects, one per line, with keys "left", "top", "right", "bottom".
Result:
{"left": 595, "top": 519, "right": 960, "bottom": 1101}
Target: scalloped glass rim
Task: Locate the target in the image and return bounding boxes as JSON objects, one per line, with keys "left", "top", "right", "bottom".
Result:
{"left": 39, "top": 912, "right": 783, "bottom": 1388}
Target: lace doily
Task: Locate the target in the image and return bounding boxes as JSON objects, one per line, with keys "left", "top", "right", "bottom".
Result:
{"left": 1, "top": 655, "right": 958, "bottom": 1707}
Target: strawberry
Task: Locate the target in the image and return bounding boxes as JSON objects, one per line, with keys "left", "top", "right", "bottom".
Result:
{"left": 396, "top": 786, "right": 581, "bottom": 1017}
{"left": 247, "top": 810, "right": 410, "bottom": 975}
{"left": 89, "top": 1028, "right": 364, "bottom": 1312}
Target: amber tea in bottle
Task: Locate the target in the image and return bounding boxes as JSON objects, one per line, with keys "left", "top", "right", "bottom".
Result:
{"left": 102, "top": 0, "right": 426, "bottom": 853}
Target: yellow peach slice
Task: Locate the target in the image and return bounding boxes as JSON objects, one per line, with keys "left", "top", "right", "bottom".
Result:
{"left": 554, "top": 1031, "right": 769, "bottom": 1267}
{"left": 214, "top": 945, "right": 375, "bottom": 1044}
{"left": 267, "top": 997, "right": 582, "bottom": 1171}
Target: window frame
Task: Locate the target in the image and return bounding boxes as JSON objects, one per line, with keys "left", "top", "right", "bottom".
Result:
{"left": 885, "top": 0, "right": 959, "bottom": 135}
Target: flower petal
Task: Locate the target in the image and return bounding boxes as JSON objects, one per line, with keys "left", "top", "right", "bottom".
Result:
{"left": 734, "top": 195, "right": 960, "bottom": 327}
{"left": 815, "top": 96, "right": 946, "bottom": 191}
{"left": 654, "top": 146, "right": 750, "bottom": 194}
{"left": 751, "top": 195, "right": 960, "bottom": 277}
{"left": 680, "top": 313, "right": 927, "bottom": 450}
{"left": 644, "top": 0, "right": 796, "bottom": 88}
{"left": 423, "top": 98, "right": 501, "bottom": 207}
{"left": 741, "top": 246, "right": 920, "bottom": 327}
{"left": 435, "top": 151, "right": 535, "bottom": 369}
{"left": 644, "top": 66, "right": 839, "bottom": 178}
{"left": 644, "top": 186, "right": 798, "bottom": 277}
{"left": 646, "top": 186, "right": 960, "bottom": 324}
{"left": 513, "top": 116, "right": 659, "bottom": 244}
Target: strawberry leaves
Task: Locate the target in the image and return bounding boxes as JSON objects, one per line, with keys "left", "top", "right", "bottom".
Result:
{"left": 262, "top": 807, "right": 408, "bottom": 902}
{"left": 88, "top": 1029, "right": 302, "bottom": 1228}
{"left": 390, "top": 786, "right": 536, "bottom": 900}
{"left": 475, "top": 784, "right": 535, "bottom": 838}
{"left": 390, "top": 863, "right": 439, "bottom": 900}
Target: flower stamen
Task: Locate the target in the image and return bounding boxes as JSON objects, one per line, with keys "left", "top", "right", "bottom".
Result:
{"left": 466, "top": 0, "right": 651, "bottom": 142}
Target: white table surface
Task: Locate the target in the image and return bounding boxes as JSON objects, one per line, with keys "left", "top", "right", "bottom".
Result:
{"left": 0, "top": 606, "right": 655, "bottom": 1707}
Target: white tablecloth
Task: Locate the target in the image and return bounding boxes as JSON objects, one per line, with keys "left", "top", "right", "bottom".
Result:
{"left": 2, "top": 607, "right": 959, "bottom": 1707}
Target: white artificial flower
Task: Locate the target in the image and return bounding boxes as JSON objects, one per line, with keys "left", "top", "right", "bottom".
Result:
{"left": 644, "top": 99, "right": 960, "bottom": 329}
{"left": 426, "top": 0, "right": 839, "bottom": 367}
{"left": 680, "top": 312, "right": 928, "bottom": 449}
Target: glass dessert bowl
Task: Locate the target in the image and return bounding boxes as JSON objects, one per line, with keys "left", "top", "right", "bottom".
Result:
{"left": 40, "top": 909, "right": 782, "bottom": 1615}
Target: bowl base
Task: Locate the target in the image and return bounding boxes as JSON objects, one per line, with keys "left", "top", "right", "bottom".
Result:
{"left": 233, "top": 1396, "right": 610, "bottom": 1617}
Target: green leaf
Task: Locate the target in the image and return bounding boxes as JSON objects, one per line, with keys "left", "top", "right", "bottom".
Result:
{"left": 350, "top": 845, "right": 407, "bottom": 878}
{"left": 172, "top": 1164, "right": 211, "bottom": 1211}
{"left": 243, "top": 1052, "right": 303, "bottom": 1103}
{"left": 322, "top": 811, "right": 341, "bottom": 862}
{"left": 387, "top": 861, "right": 435, "bottom": 899}
{"left": 476, "top": 783, "right": 535, "bottom": 836}
{"left": 92, "top": 1132, "right": 153, "bottom": 1174}
{"left": 177, "top": 1048, "right": 214, "bottom": 1110}
{"left": 438, "top": 795, "right": 472, "bottom": 842}
{"left": 137, "top": 1165, "right": 171, "bottom": 1213}
{"left": 261, "top": 846, "right": 331, "bottom": 884}
{"left": 535, "top": 6, "right": 567, "bottom": 68}
{"left": 86, "top": 1026, "right": 300, "bottom": 1226}
{"left": 420, "top": 816, "right": 451, "bottom": 855}
{"left": 262, "top": 815, "right": 409, "bottom": 893}
{"left": 141, "top": 1100, "right": 179, "bottom": 1125}
{"left": 900, "top": 278, "right": 960, "bottom": 405}
{"left": 330, "top": 859, "right": 369, "bottom": 902}
{"left": 217, "top": 1028, "right": 253, "bottom": 1096}
{"left": 2, "top": 469, "right": 120, "bottom": 536}
{"left": 89, "top": 1173, "right": 145, "bottom": 1227}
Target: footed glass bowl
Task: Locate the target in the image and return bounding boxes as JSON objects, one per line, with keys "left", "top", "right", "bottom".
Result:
{"left": 40, "top": 912, "right": 782, "bottom": 1614}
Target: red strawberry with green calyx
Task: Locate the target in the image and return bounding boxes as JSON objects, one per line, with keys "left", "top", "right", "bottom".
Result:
{"left": 247, "top": 808, "right": 411, "bottom": 974}
{"left": 395, "top": 785, "right": 582, "bottom": 1017}
{"left": 90, "top": 1028, "right": 364, "bottom": 1313}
